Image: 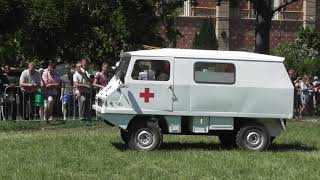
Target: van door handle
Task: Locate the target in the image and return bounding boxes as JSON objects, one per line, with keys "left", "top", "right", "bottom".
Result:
{"left": 167, "top": 85, "right": 177, "bottom": 101}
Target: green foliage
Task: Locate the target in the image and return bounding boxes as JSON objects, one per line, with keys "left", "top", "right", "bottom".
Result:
{"left": 298, "top": 27, "right": 320, "bottom": 52}
{"left": 0, "top": 0, "right": 29, "bottom": 35}
{"left": 272, "top": 28, "right": 320, "bottom": 76}
{"left": 0, "top": 0, "right": 28, "bottom": 64}
{"left": 22, "top": 0, "right": 65, "bottom": 61}
{"left": 0, "top": 0, "right": 186, "bottom": 66}
{"left": 192, "top": 18, "right": 218, "bottom": 50}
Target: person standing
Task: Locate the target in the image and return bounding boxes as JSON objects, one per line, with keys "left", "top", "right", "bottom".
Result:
{"left": 73, "top": 60, "right": 91, "bottom": 121}
{"left": 34, "top": 68, "right": 44, "bottom": 120}
{"left": 93, "top": 63, "right": 109, "bottom": 91}
{"left": 60, "top": 64, "right": 73, "bottom": 121}
{"left": 0, "top": 67, "right": 10, "bottom": 120}
{"left": 19, "top": 62, "right": 41, "bottom": 120}
{"left": 42, "top": 62, "right": 60, "bottom": 122}
{"left": 299, "top": 75, "right": 310, "bottom": 117}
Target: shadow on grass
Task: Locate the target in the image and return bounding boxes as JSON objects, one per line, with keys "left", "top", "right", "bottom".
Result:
{"left": 269, "top": 143, "right": 318, "bottom": 152}
{"left": 112, "top": 142, "right": 234, "bottom": 151}
{"left": 111, "top": 142, "right": 318, "bottom": 152}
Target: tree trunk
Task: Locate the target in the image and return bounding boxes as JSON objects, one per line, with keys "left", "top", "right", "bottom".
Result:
{"left": 255, "top": 13, "right": 271, "bottom": 54}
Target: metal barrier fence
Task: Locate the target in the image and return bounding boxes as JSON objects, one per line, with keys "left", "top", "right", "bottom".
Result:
{"left": 0, "top": 85, "right": 98, "bottom": 121}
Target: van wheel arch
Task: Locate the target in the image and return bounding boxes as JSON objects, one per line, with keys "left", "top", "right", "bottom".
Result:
{"left": 127, "top": 115, "right": 168, "bottom": 133}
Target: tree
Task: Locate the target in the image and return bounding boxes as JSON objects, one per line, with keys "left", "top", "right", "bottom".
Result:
{"left": 22, "top": 0, "right": 65, "bottom": 62}
{"left": 0, "top": 0, "right": 189, "bottom": 65}
{"left": 0, "top": 0, "right": 29, "bottom": 64}
{"left": 216, "top": 0, "right": 301, "bottom": 54}
{"left": 192, "top": 18, "right": 218, "bottom": 50}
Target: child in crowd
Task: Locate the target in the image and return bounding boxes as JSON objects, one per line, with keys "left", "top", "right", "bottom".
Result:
{"left": 60, "top": 64, "right": 73, "bottom": 121}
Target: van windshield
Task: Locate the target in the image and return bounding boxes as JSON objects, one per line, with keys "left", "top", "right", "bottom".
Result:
{"left": 115, "top": 53, "right": 131, "bottom": 82}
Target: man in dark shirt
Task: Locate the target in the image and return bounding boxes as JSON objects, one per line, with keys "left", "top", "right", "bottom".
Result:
{"left": 0, "top": 67, "right": 10, "bottom": 93}
{"left": 0, "top": 67, "right": 10, "bottom": 120}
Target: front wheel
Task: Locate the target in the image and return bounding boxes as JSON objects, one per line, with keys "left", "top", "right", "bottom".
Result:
{"left": 236, "top": 124, "right": 270, "bottom": 151}
{"left": 128, "top": 121, "right": 162, "bottom": 151}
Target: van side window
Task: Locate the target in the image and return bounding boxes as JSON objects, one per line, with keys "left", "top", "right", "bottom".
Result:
{"left": 131, "top": 60, "right": 170, "bottom": 81}
{"left": 194, "top": 62, "right": 235, "bottom": 84}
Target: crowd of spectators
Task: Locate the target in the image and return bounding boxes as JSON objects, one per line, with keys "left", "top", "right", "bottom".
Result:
{"left": 0, "top": 62, "right": 319, "bottom": 121}
{"left": 0, "top": 59, "right": 110, "bottom": 122}
{"left": 288, "top": 69, "right": 320, "bottom": 117}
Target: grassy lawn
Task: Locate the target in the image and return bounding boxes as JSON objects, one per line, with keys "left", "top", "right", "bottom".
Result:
{"left": 0, "top": 120, "right": 319, "bottom": 180}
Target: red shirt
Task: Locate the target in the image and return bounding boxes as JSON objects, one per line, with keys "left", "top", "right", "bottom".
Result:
{"left": 95, "top": 72, "right": 108, "bottom": 88}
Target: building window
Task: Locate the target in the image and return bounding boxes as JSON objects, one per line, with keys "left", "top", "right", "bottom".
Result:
{"left": 183, "top": 0, "right": 191, "bottom": 16}
{"left": 131, "top": 60, "right": 170, "bottom": 81}
{"left": 274, "top": 0, "right": 303, "bottom": 21}
{"left": 241, "top": 0, "right": 303, "bottom": 21}
{"left": 241, "top": 1, "right": 256, "bottom": 19}
{"left": 194, "top": 62, "right": 235, "bottom": 84}
{"left": 182, "top": 0, "right": 216, "bottom": 17}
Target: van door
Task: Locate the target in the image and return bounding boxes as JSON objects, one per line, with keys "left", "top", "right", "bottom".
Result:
{"left": 124, "top": 57, "right": 174, "bottom": 112}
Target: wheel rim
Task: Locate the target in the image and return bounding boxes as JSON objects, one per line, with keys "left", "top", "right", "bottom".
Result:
{"left": 245, "top": 130, "right": 264, "bottom": 149}
{"left": 136, "top": 130, "right": 154, "bottom": 149}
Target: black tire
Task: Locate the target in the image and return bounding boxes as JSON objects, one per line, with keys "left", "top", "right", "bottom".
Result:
{"left": 120, "top": 129, "right": 128, "bottom": 144}
{"left": 236, "top": 124, "right": 270, "bottom": 151}
{"left": 127, "top": 121, "right": 162, "bottom": 151}
{"left": 218, "top": 133, "right": 237, "bottom": 148}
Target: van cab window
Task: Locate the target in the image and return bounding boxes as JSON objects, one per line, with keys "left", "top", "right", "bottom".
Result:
{"left": 194, "top": 62, "right": 235, "bottom": 84}
{"left": 131, "top": 60, "right": 170, "bottom": 81}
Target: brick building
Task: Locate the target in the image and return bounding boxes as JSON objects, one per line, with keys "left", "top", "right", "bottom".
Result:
{"left": 173, "top": 0, "right": 319, "bottom": 52}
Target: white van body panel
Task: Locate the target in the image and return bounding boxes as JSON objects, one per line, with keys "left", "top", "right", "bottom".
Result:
{"left": 173, "top": 58, "right": 293, "bottom": 119}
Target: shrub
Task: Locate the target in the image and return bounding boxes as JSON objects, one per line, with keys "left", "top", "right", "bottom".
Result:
{"left": 272, "top": 28, "right": 320, "bottom": 76}
{"left": 192, "top": 18, "right": 218, "bottom": 50}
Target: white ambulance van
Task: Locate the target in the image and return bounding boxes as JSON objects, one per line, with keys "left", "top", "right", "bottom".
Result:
{"left": 93, "top": 48, "right": 293, "bottom": 151}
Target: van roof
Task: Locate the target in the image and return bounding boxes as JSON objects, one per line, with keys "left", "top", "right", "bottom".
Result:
{"left": 128, "top": 48, "right": 284, "bottom": 62}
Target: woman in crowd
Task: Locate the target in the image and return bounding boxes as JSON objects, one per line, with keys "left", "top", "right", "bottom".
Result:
{"left": 298, "top": 75, "right": 311, "bottom": 117}
{"left": 93, "top": 63, "right": 109, "bottom": 91}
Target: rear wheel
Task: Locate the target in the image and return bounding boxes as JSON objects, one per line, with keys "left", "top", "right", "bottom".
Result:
{"left": 236, "top": 124, "right": 270, "bottom": 151}
{"left": 128, "top": 121, "right": 162, "bottom": 151}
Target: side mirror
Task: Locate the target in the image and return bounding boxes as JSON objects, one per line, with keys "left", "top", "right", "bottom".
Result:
{"left": 120, "top": 72, "right": 125, "bottom": 83}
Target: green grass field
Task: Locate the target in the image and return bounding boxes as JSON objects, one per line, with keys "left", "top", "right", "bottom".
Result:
{"left": 0, "top": 120, "right": 319, "bottom": 180}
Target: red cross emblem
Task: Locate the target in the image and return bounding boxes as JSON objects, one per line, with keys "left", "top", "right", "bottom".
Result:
{"left": 140, "top": 88, "right": 154, "bottom": 103}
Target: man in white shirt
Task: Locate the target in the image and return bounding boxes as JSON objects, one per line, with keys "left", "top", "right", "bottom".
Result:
{"left": 19, "top": 62, "right": 41, "bottom": 120}
{"left": 73, "top": 59, "right": 91, "bottom": 121}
